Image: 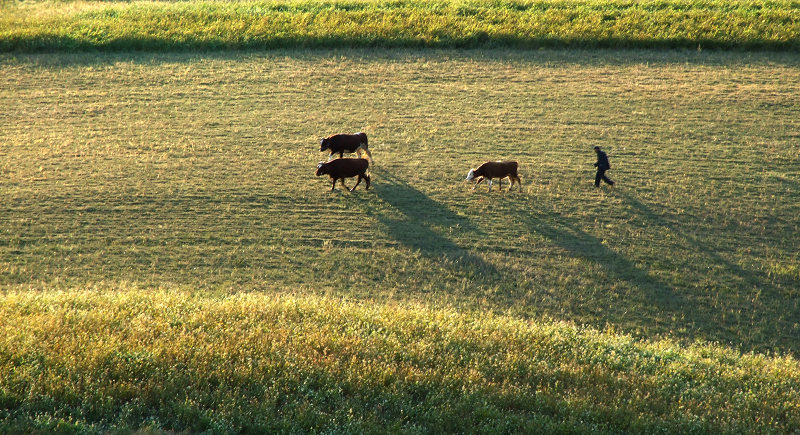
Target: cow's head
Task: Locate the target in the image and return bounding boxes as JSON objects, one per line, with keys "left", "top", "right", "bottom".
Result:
{"left": 316, "top": 162, "right": 327, "bottom": 176}
{"left": 319, "top": 137, "right": 330, "bottom": 152}
{"left": 465, "top": 169, "right": 476, "bottom": 181}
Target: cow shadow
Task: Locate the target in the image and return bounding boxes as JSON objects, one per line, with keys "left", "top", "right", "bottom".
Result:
{"left": 521, "top": 207, "right": 684, "bottom": 314}
{"left": 510, "top": 187, "right": 799, "bottom": 354}
{"left": 616, "top": 190, "right": 798, "bottom": 351}
{"left": 367, "top": 167, "right": 498, "bottom": 283}
{"left": 619, "top": 191, "right": 763, "bottom": 289}
{"left": 520, "top": 203, "right": 782, "bottom": 351}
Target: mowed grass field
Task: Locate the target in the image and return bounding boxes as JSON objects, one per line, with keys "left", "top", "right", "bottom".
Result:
{"left": 1, "top": 49, "right": 800, "bottom": 431}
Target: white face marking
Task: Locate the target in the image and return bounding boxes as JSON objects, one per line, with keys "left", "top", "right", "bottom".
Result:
{"left": 317, "top": 162, "right": 324, "bottom": 169}
{"left": 466, "top": 169, "right": 475, "bottom": 181}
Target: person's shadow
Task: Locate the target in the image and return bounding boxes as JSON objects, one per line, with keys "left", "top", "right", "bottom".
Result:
{"left": 620, "top": 190, "right": 774, "bottom": 290}
{"left": 616, "top": 190, "right": 798, "bottom": 352}
{"left": 517, "top": 189, "right": 797, "bottom": 354}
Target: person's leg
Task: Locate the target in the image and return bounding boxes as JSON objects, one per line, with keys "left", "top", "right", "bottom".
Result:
{"left": 602, "top": 172, "right": 614, "bottom": 186}
{"left": 595, "top": 169, "right": 603, "bottom": 187}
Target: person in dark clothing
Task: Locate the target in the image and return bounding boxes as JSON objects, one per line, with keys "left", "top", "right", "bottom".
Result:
{"left": 593, "top": 146, "right": 615, "bottom": 187}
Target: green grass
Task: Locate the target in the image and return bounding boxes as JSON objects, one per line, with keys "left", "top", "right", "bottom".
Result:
{"left": 1, "top": 289, "right": 798, "bottom": 432}
{"left": 1, "top": 49, "right": 800, "bottom": 431}
{"left": 2, "top": 0, "right": 800, "bottom": 51}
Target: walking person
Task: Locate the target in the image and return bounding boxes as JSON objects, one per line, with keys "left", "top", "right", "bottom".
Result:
{"left": 593, "top": 146, "right": 615, "bottom": 187}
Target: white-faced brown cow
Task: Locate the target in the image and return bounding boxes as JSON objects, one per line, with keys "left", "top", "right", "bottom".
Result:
{"left": 319, "top": 132, "right": 373, "bottom": 163}
{"left": 316, "top": 158, "right": 371, "bottom": 192}
{"left": 465, "top": 161, "right": 522, "bottom": 192}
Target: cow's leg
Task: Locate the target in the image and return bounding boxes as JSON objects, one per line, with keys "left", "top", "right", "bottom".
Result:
{"left": 340, "top": 178, "right": 350, "bottom": 190}
{"left": 364, "top": 174, "right": 371, "bottom": 190}
{"left": 488, "top": 179, "right": 493, "bottom": 192}
{"left": 350, "top": 175, "right": 362, "bottom": 192}
{"left": 472, "top": 177, "right": 485, "bottom": 190}
{"left": 330, "top": 178, "right": 337, "bottom": 191}
{"left": 363, "top": 147, "right": 373, "bottom": 163}
{"left": 327, "top": 153, "right": 335, "bottom": 162}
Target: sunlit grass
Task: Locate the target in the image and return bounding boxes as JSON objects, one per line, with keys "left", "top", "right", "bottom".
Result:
{"left": 1, "top": 288, "right": 798, "bottom": 432}
{"left": 2, "top": 49, "right": 798, "bottom": 352}
{"left": 1, "top": 49, "right": 799, "bottom": 431}
{"left": 1, "top": 0, "right": 799, "bottom": 51}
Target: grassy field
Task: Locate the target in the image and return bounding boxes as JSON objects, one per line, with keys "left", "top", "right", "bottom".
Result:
{"left": 1, "top": 49, "right": 800, "bottom": 431}
{"left": 2, "top": 289, "right": 798, "bottom": 432}
{"left": 2, "top": 0, "right": 800, "bottom": 51}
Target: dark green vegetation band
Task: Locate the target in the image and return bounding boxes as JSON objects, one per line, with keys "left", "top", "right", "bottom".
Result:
{"left": 2, "top": 0, "right": 800, "bottom": 52}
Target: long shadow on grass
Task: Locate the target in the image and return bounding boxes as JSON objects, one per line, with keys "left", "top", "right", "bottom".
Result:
{"left": 17, "top": 49, "right": 800, "bottom": 70}
{"left": 620, "top": 190, "right": 766, "bottom": 289}
{"left": 519, "top": 204, "right": 799, "bottom": 353}
{"left": 617, "top": 190, "right": 799, "bottom": 353}
{"left": 368, "top": 167, "right": 498, "bottom": 283}
{"left": 520, "top": 207, "right": 685, "bottom": 318}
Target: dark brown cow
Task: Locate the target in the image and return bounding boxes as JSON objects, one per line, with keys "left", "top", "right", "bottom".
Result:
{"left": 316, "top": 158, "right": 371, "bottom": 192}
{"left": 465, "top": 161, "right": 522, "bottom": 192}
{"left": 319, "top": 132, "right": 373, "bottom": 162}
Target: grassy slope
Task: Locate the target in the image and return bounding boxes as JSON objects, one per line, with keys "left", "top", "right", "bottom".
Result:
{"left": 2, "top": 0, "right": 800, "bottom": 51}
{"left": 1, "top": 289, "right": 798, "bottom": 432}
{"left": 1, "top": 49, "right": 799, "bottom": 430}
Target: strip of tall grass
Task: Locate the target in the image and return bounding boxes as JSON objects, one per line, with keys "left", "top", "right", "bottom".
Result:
{"left": 1, "top": 0, "right": 799, "bottom": 52}
{"left": 1, "top": 288, "right": 798, "bottom": 433}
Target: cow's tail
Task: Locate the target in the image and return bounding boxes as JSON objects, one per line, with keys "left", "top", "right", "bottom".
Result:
{"left": 357, "top": 132, "right": 368, "bottom": 146}
{"left": 357, "top": 132, "right": 373, "bottom": 162}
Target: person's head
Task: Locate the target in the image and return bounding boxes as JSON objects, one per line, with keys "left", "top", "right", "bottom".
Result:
{"left": 594, "top": 146, "right": 601, "bottom": 153}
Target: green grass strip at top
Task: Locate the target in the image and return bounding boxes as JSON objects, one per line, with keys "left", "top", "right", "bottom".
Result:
{"left": 1, "top": 0, "right": 799, "bottom": 51}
